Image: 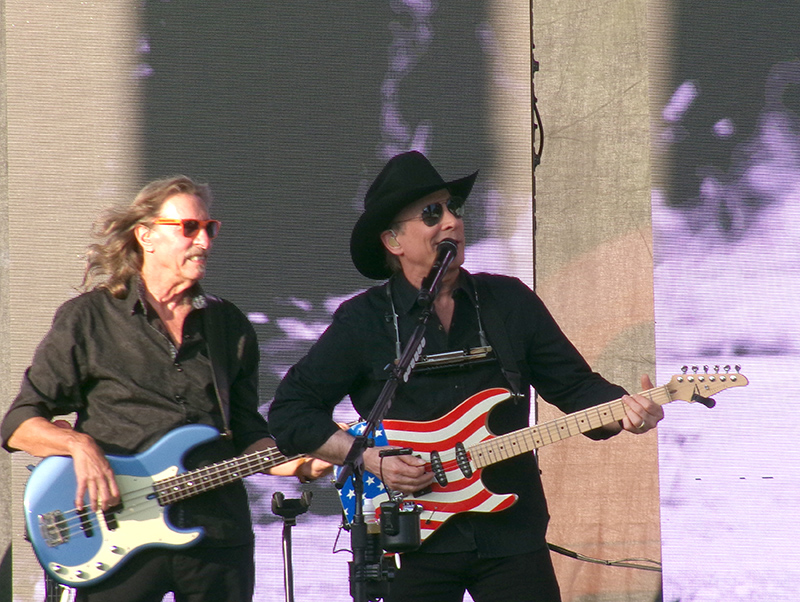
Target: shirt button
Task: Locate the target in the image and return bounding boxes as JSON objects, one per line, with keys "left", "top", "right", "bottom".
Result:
{"left": 174, "top": 362, "right": 183, "bottom": 372}
{"left": 174, "top": 394, "right": 185, "bottom": 403}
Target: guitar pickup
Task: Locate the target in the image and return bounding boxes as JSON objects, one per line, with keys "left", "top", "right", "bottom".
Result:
{"left": 78, "top": 508, "right": 94, "bottom": 538}
{"left": 429, "top": 450, "right": 448, "bottom": 487}
{"left": 103, "top": 504, "right": 123, "bottom": 531}
{"left": 455, "top": 442, "right": 473, "bottom": 478}
{"left": 103, "top": 503, "right": 124, "bottom": 531}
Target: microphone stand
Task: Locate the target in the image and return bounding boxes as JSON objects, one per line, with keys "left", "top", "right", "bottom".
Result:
{"left": 272, "top": 491, "right": 313, "bottom": 602}
{"left": 335, "top": 240, "right": 458, "bottom": 602}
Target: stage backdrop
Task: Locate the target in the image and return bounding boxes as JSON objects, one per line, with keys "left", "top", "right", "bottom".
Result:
{"left": 532, "top": 0, "right": 659, "bottom": 598}
{"left": 137, "top": 2, "right": 534, "bottom": 601}
{"left": 2, "top": 1, "right": 551, "bottom": 600}
{"left": 16, "top": 1, "right": 800, "bottom": 601}
{"left": 652, "top": 1, "right": 800, "bottom": 599}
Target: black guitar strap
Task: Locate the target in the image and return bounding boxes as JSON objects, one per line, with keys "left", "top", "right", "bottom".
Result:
{"left": 471, "top": 276, "right": 524, "bottom": 397}
{"left": 202, "top": 295, "right": 233, "bottom": 439}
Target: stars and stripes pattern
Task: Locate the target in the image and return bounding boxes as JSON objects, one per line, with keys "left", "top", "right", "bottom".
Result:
{"left": 337, "top": 388, "right": 519, "bottom": 542}
{"left": 336, "top": 423, "right": 391, "bottom": 523}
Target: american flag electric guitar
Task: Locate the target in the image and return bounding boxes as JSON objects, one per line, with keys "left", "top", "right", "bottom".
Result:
{"left": 338, "top": 369, "right": 748, "bottom": 542}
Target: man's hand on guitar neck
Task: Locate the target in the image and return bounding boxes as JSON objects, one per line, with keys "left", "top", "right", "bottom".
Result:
{"left": 619, "top": 374, "right": 664, "bottom": 434}
{"left": 8, "top": 416, "right": 121, "bottom": 512}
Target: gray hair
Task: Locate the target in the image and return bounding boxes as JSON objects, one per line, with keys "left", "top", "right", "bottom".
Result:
{"left": 82, "top": 175, "right": 213, "bottom": 297}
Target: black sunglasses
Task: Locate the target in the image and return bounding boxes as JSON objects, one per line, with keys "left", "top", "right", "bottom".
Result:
{"left": 397, "top": 196, "right": 466, "bottom": 227}
{"left": 153, "top": 218, "right": 222, "bottom": 239}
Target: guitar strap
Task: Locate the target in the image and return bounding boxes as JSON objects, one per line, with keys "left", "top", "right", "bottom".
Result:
{"left": 470, "top": 276, "right": 524, "bottom": 397}
{"left": 384, "top": 275, "right": 524, "bottom": 396}
{"left": 201, "top": 295, "right": 233, "bottom": 439}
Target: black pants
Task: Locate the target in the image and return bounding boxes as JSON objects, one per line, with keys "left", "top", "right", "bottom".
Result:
{"left": 385, "top": 546, "right": 561, "bottom": 602}
{"left": 72, "top": 544, "right": 255, "bottom": 602}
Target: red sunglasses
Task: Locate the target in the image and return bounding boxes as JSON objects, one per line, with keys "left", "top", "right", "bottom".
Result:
{"left": 152, "top": 218, "right": 221, "bottom": 239}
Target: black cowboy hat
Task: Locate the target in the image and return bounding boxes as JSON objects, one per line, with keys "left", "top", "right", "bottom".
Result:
{"left": 350, "top": 151, "right": 478, "bottom": 279}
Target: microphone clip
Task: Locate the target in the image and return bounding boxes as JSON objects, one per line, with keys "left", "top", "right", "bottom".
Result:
{"left": 416, "top": 239, "right": 458, "bottom": 308}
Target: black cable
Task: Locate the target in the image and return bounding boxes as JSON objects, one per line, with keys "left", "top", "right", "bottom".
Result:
{"left": 530, "top": 0, "right": 543, "bottom": 169}
{"left": 548, "top": 542, "right": 662, "bottom": 572}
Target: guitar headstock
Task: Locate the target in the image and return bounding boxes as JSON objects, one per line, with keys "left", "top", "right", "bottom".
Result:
{"left": 666, "top": 365, "right": 749, "bottom": 407}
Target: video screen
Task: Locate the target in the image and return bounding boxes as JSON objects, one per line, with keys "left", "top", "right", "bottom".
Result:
{"left": 654, "top": 2, "right": 800, "bottom": 599}
{"left": 140, "top": 2, "right": 532, "bottom": 599}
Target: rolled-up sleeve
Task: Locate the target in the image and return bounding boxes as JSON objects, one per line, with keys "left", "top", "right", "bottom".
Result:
{"left": 2, "top": 301, "right": 88, "bottom": 450}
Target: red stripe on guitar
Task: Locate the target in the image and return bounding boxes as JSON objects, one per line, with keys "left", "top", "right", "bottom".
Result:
{"left": 416, "top": 490, "right": 517, "bottom": 516}
{"left": 384, "top": 413, "right": 490, "bottom": 453}
{"left": 383, "top": 388, "right": 510, "bottom": 434}
{"left": 426, "top": 472, "right": 483, "bottom": 494}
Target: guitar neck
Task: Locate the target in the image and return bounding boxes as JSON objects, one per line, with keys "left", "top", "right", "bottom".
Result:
{"left": 469, "top": 385, "right": 673, "bottom": 469}
{"left": 155, "top": 447, "right": 299, "bottom": 505}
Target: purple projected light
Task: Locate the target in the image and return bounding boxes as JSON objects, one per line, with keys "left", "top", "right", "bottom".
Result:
{"left": 713, "top": 118, "right": 735, "bottom": 138}
{"left": 654, "top": 62, "right": 800, "bottom": 600}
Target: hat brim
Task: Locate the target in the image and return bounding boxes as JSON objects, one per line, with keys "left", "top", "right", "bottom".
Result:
{"left": 350, "top": 170, "right": 478, "bottom": 279}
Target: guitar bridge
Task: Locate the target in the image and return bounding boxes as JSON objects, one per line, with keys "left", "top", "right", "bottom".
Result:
{"left": 39, "top": 511, "right": 69, "bottom": 547}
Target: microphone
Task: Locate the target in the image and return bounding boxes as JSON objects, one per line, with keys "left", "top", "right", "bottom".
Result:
{"left": 416, "top": 239, "right": 458, "bottom": 307}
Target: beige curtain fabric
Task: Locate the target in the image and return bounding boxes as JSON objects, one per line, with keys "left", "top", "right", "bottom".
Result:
{"left": 532, "top": 0, "right": 663, "bottom": 600}
{"left": 1, "top": 3, "right": 141, "bottom": 597}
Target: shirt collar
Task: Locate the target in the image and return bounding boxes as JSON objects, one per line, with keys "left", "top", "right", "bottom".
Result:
{"left": 125, "top": 275, "right": 208, "bottom": 315}
{"left": 390, "top": 268, "right": 475, "bottom": 315}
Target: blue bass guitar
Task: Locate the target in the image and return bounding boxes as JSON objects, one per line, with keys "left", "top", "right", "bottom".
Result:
{"left": 24, "top": 424, "right": 296, "bottom": 587}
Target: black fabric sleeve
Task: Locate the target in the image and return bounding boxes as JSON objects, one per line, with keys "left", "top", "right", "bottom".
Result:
{"left": 268, "top": 292, "right": 375, "bottom": 456}
{"left": 221, "top": 300, "right": 271, "bottom": 454}
{"left": 1, "top": 297, "right": 90, "bottom": 450}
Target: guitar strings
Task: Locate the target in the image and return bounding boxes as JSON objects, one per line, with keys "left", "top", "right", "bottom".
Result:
{"left": 469, "top": 386, "right": 672, "bottom": 467}
{"left": 42, "top": 448, "right": 298, "bottom": 541}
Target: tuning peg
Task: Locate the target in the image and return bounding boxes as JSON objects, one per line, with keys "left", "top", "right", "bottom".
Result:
{"left": 692, "top": 365, "right": 699, "bottom": 374}
{"left": 681, "top": 366, "right": 688, "bottom": 374}
{"left": 714, "top": 365, "right": 720, "bottom": 373}
{"left": 735, "top": 364, "right": 741, "bottom": 373}
{"left": 724, "top": 364, "right": 731, "bottom": 373}
{"left": 703, "top": 365, "right": 710, "bottom": 373}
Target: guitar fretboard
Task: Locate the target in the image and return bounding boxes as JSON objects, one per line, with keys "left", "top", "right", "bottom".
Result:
{"left": 154, "top": 447, "right": 298, "bottom": 505}
{"left": 470, "top": 385, "right": 673, "bottom": 469}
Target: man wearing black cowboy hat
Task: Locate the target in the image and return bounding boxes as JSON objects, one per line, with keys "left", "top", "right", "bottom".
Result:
{"left": 268, "top": 150, "right": 663, "bottom": 601}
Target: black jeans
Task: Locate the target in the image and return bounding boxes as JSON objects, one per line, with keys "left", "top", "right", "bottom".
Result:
{"left": 72, "top": 544, "right": 255, "bottom": 602}
{"left": 384, "top": 545, "right": 561, "bottom": 602}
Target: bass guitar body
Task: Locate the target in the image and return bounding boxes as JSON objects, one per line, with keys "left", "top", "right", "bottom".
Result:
{"left": 25, "top": 425, "right": 218, "bottom": 588}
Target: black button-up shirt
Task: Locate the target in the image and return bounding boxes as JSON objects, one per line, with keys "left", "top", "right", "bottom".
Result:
{"left": 2, "top": 280, "right": 270, "bottom": 546}
{"left": 269, "top": 270, "right": 626, "bottom": 557}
